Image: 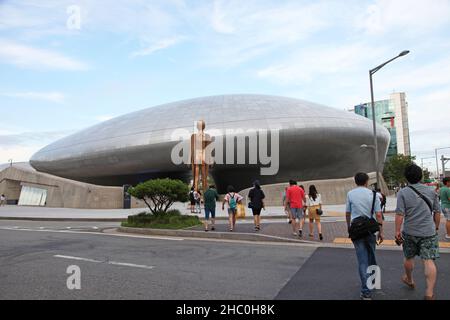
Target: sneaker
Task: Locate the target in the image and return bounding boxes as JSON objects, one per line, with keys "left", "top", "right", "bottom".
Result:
{"left": 445, "top": 234, "right": 450, "bottom": 240}
{"left": 360, "top": 293, "right": 372, "bottom": 300}
{"left": 211, "top": 226, "right": 215, "bottom": 231}
{"left": 298, "top": 230, "right": 303, "bottom": 237}
{"left": 319, "top": 234, "right": 323, "bottom": 241}
{"left": 292, "top": 232, "right": 298, "bottom": 236}
{"left": 288, "top": 219, "right": 292, "bottom": 224}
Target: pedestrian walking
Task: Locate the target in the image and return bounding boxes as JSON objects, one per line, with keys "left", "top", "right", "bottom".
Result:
{"left": 203, "top": 185, "right": 219, "bottom": 232}
{"left": 306, "top": 185, "right": 323, "bottom": 241}
{"left": 395, "top": 164, "right": 441, "bottom": 300}
{"left": 285, "top": 180, "right": 306, "bottom": 237}
{"left": 439, "top": 177, "right": 450, "bottom": 240}
{"left": 282, "top": 187, "right": 293, "bottom": 224}
{"left": 189, "top": 187, "right": 196, "bottom": 213}
{"left": 0, "top": 194, "right": 5, "bottom": 206}
{"left": 376, "top": 188, "right": 387, "bottom": 213}
{"left": 248, "top": 180, "right": 265, "bottom": 231}
{"left": 194, "top": 189, "right": 202, "bottom": 214}
{"left": 222, "top": 185, "right": 243, "bottom": 232}
{"left": 346, "top": 172, "right": 384, "bottom": 300}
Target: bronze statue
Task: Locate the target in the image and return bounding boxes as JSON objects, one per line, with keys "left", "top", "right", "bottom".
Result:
{"left": 190, "top": 120, "right": 212, "bottom": 193}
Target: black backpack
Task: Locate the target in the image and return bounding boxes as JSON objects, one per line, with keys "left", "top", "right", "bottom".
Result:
{"left": 349, "top": 191, "right": 381, "bottom": 241}
{"left": 189, "top": 191, "right": 195, "bottom": 202}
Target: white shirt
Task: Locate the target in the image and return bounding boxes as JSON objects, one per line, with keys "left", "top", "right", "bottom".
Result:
{"left": 306, "top": 194, "right": 322, "bottom": 206}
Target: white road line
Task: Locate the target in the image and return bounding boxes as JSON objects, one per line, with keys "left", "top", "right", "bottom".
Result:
{"left": 0, "top": 227, "right": 184, "bottom": 241}
{"left": 54, "top": 255, "right": 102, "bottom": 263}
{"left": 108, "top": 261, "right": 154, "bottom": 269}
{"left": 54, "top": 255, "right": 154, "bottom": 270}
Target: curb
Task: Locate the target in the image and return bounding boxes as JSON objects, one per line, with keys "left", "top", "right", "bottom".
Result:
{"left": 0, "top": 217, "right": 125, "bottom": 222}
{"left": 117, "top": 226, "right": 310, "bottom": 244}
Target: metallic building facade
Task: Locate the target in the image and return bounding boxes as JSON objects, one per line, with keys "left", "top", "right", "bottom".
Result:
{"left": 30, "top": 94, "right": 390, "bottom": 193}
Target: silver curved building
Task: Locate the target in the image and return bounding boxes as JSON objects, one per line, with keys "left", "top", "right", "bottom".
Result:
{"left": 30, "top": 94, "right": 390, "bottom": 193}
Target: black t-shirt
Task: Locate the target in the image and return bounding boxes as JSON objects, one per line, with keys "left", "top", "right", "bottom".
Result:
{"left": 248, "top": 188, "right": 265, "bottom": 209}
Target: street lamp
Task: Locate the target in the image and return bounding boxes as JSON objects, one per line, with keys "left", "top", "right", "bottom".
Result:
{"left": 435, "top": 147, "right": 450, "bottom": 179}
{"left": 369, "top": 50, "right": 410, "bottom": 190}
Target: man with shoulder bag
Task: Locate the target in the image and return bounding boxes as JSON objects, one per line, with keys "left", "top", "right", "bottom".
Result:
{"left": 346, "top": 172, "right": 384, "bottom": 300}
{"left": 395, "top": 164, "right": 441, "bottom": 300}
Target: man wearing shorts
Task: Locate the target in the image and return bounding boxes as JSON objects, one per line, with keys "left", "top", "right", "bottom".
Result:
{"left": 203, "top": 185, "right": 219, "bottom": 232}
{"left": 285, "top": 180, "right": 305, "bottom": 237}
{"left": 439, "top": 177, "right": 450, "bottom": 240}
{"left": 395, "top": 164, "right": 441, "bottom": 300}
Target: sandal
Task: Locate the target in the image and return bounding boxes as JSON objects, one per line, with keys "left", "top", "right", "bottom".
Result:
{"left": 424, "top": 295, "right": 435, "bottom": 300}
{"left": 402, "top": 275, "right": 416, "bottom": 289}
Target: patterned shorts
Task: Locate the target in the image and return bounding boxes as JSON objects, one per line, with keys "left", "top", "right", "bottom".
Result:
{"left": 443, "top": 208, "right": 450, "bottom": 220}
{"left": 402, "top": 233, "right": 440, "bottom": 260}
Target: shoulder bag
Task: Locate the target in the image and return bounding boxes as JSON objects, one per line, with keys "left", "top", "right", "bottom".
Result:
{"left": 348, "top": 191, "right": 381, "bottom": 241}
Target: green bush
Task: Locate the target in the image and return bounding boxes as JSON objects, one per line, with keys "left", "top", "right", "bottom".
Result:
{"left": 121, "top": 209, "right": 201, "bottom": 229}
{"left": 127, "top": 178, "right": 189, "bottom": 214}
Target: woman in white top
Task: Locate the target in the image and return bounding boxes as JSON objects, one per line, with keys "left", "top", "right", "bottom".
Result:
{"left": 306, "top": 185, "right": 323, "bottom": 241}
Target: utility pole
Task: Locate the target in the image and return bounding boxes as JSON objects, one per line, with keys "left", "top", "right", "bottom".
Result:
{"left": 442, "top": 155, "right": 449, "bottom": 178}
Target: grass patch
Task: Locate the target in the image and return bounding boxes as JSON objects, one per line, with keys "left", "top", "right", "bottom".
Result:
{"left": 121, "top": 209, "right": 202, "bottom": 229}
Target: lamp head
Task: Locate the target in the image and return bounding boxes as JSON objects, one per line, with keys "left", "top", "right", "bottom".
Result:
{"left": 399, "top": 50, "right": 410, "bottom": 57}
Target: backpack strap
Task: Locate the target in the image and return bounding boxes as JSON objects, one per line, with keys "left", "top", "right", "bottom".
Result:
{"left": 370, "top": 190, "right": 376, "bottom": 218}
{"left": 408, "top": 186, "right": 433, "bottom": 215}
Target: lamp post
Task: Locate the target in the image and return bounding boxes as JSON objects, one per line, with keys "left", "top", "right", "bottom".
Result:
{"left": 435, "top": 147, "right": 450, "bottom": 179}
{"left": 369, "top": 50, "right": 410, "bottom": 190}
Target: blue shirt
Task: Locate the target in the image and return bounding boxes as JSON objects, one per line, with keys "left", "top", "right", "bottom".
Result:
{"left": 346, "top": 187, "right": 381, "bottom": 222}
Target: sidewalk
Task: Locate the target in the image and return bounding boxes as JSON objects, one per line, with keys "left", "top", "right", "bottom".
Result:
{"left": 0, "top": 197, "right": 398, "bottom": 220}
{"left": 188, "top": 214, "right": 450, "bottom": 248}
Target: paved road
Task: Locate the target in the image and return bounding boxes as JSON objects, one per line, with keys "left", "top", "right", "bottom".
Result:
{"left": 0, "top": 220, "right": 448, "bottom": 300}
{"left": 0, "top": 222, "right": 314, "bottom": 300}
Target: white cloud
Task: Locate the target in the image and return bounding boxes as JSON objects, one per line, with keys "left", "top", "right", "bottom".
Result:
{"left": 0, "top": 39, "right": 89, "bottom": 71}
{"left": 0, "top": 145, "right": 42, "bottom": 164}
{"left": 257, "top": 43, "right": 389, "bottom": 85}
{"left": 0, "top": 130, "right": 72, "bottom": 163}
{"left": 199, "top": 0, "right": 334, "bottom": 67}
{"left": 0, "top": 91, "right": 65, "bottom": 103}
{"left": 357, "top": 0, "right": 450, "bottom": 36}
{"left": 95, "top": 115, "right": 115, "bottom": 122}
{"left": 130, "top": 37, "right": 185, "bottom": 58}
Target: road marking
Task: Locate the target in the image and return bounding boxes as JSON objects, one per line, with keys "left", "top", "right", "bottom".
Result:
{"left": 108, "top": 261, "right": 153, "bottom": 269}
{"left": 54, "top": 255, "right": 102, "bottom": 263}
{"left": 54, "top": 255, "right": 154, "bottom": 270}
{"left": 0, "top": 227, "right": 183, "bottom": 241}
{"left": 333, "top": 237, "right": 450, "bottom": 248}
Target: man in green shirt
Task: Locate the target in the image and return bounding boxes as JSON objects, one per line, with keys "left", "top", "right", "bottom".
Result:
{"left": 203, "top": 185, "right": 219, "bottom": 232}
{"left": 440, "top": 177, "right": 450, "bottom": 240}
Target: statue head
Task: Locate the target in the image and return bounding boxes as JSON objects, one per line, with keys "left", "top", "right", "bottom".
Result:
{"left": 196, "top": 120, "right": 205, "bottom": 131}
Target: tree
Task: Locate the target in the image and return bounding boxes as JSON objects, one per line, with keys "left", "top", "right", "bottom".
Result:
{"left": 423, "top": 169, "right": 432, "bottom": 182}
{"left": 128, "top": 178, "right": 189, "bottom": 214}
{"left": 383, "top": 154, "right": 416, "bottom": 187}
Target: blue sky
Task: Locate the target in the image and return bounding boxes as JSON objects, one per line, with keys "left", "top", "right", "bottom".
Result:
{"left": 1, "top": 0, "right": 450, "bottom": 172}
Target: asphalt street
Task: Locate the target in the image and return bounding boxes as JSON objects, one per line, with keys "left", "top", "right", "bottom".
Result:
{"left": 0, "top": 220, "right": 448, "bottom": 300}
{"left": 0, "top": 221, "right": 315, "bottom": 300}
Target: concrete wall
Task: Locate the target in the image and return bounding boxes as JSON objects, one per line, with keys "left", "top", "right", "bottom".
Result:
{"left": 0, "top": 166, "right": 124, "bottom": 209}
{"left": 239, "top": 172, "right": 389, "bottom": 206}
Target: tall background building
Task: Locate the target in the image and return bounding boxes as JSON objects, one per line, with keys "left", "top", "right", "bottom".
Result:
{"left": 351, "top": 92, "right": 411, "bottom": 158}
